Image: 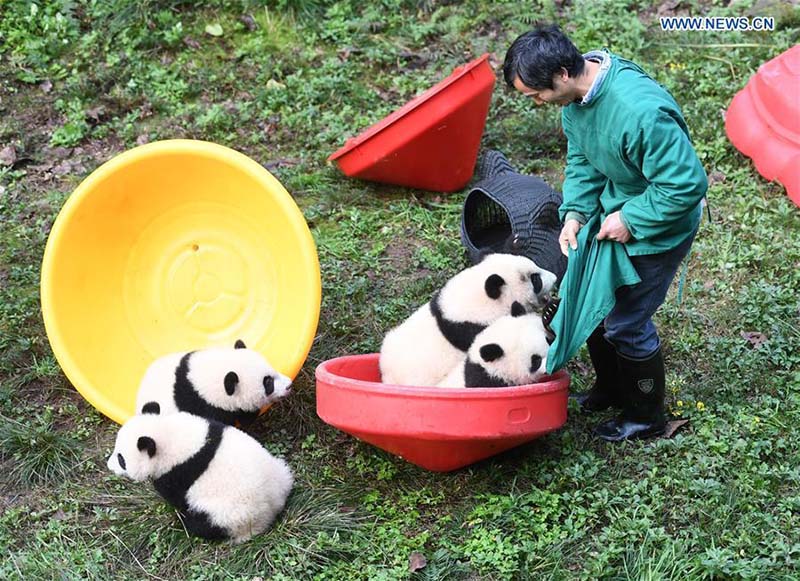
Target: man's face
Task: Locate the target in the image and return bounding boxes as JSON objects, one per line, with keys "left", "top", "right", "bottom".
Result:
{"left": 513, "top": 69, "right": 575, "bottom": 106}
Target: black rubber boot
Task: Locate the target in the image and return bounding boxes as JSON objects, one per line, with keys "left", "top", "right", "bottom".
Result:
{"left": 594, "top": 348, "right": 667, "bottom": 442}
{"left": 574, "top": 325, "right": 621, "bottom": 413}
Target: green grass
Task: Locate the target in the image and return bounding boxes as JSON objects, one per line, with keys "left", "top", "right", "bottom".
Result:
{"left": 2, "top": 0, "right": 799, "bottom": 579}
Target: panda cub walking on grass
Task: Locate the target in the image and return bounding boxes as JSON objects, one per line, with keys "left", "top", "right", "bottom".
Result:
{"left": 107, "top": 411, "right": 293, "bottom": 543}
{"left": 380, "top": 253, "right": 556, "bottom": 387}
{"left": 135, "top": 340, "right": 292, "bottom": 427}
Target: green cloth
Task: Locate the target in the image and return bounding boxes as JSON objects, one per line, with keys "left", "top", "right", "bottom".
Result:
{"left": 560, "top": 54, "right": 708, "bottom": 256}
{"left": 546, "top": 213, "right": 641, "bottom": 373}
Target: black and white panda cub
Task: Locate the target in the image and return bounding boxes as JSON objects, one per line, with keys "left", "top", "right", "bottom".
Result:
{"left": 437, "top": 313, "right": 553, "bottom": 388}
{"left": 380, "top": 253, "right": 556, "bottom": 387}
{"left": 135, "top": 340, "right": 291, "bottom": 427}
{"left": 107, "top": 411, "right": 293, "bottom": 543}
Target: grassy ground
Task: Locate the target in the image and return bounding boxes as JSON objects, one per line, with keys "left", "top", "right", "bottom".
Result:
{"left": 2, "top": 0, "right": 799, "bottom": 579}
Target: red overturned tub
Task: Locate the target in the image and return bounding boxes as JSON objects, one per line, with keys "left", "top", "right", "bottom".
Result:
{"left": 327, "top": 54, "right": 496, "bottom": 193}
{"left": 725, "top": 45, "right": 800, "bottom": 208}
{"left": 316, "top": 354, "right": 569, "bottom": 472}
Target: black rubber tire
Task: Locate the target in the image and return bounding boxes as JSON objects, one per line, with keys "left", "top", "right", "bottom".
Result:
{"left": 474, "top": 149, "right": 516, "bottom": 180}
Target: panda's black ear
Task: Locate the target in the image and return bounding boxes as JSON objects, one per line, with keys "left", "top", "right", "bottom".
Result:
{"left": 530, "top": 354, "right": 543, "bottom": 373}
{"left": 511, "top": 301, "right": 526, "bottom": 317}
{"left": 485, "top": 274, "right": 506, "bottom": 299}
{"left": 137, "top": 436, "right": 157, "bottom": 458}
{"left": 141, "top": 401, "right": 160, "bottom": 415}
{"left": 480, "top": 343, "right": 504, "bottom": 362}
{"left": 224, "top": 372, "right": 239, "bottom": 395}
{"left": 234, "top": 339, "right": 247, "bottom": 349}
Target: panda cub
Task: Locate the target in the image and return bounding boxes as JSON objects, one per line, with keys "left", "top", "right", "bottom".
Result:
{"left": 107, "top": 411, "right": 293, "bottom": 543}
{"left": 135, "top": 340, "right": 291, "bottom": 427}
{"left": 380, "top": 253, "right": 556, "bottom": 387}
{"left": 437, "top": 313, "right": 553, "bottom": 388}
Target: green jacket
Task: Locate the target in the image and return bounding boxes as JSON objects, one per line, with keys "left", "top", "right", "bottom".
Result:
{"left": 546, "top": 212, "right": 641, "bottom": 373}
{"left": 560, "top": 53, "right": 707, "bottom": 255}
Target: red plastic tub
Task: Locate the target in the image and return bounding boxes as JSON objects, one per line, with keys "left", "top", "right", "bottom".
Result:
{"left": 327, "top": 54, "right": 496, "bottom": 193}
{"left": 316, "top": 353, "right": 569, "bottom": 472}
{"left": 725, "top": 45, "right": 800, "bottom": 208}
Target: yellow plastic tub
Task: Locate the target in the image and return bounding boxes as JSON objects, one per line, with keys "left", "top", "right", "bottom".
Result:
{"left": 41, "top": 140, "right": 321, "bottom": 424}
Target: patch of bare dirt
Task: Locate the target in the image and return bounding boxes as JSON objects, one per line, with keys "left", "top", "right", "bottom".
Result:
{"left": 382, "top": 232, "right": 434, "bottom": 281}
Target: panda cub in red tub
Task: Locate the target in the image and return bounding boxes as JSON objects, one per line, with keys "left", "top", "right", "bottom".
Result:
{"left": 380, "top": 253, "right": 556, "bottom": 387}
{"left": 135, "top": 340, "right": 291, "bottom": 427}
{"left": 107, "top": 411, "right": 293, "bottom": 543}
{"left": 437, "top": 312, "right": 553, "bottom": 388}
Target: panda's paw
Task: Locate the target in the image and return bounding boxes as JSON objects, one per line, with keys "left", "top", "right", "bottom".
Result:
{"left": 542, "top": 298, "right": 560, "bottom": 334}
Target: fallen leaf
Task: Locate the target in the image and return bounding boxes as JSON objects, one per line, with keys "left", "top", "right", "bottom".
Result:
{"left": 741, "top": 331, "right": 768, "bottom": 348}
{"left": 398, "top": 50, "right": 429, "bottom": 70}
{"left": 183, "top": 36, "right": 201, "bottom": 49}
{"left": 263, "top": 158, "right": 300, "bottom": 170}
{"left": 205, "top": 23, "right": 223, "bottom": 37}
{"left": 136, "top": 134, "right": 150, "bottom": 146}
{"left": 0, "top": 145, "right": 17, "bottom": 167}
{"left": 408, "top": 552, "right": 427, "bottom": 573}
{"left": 707, "top": 170, "right": 726, "bottom": 186}
{"left": 663, "top": 418, "right": 689, "bottom": 438}
{"left": 266, "top": 79, "right": 285, "bottom": 91}
{"left": 573, "top": 359, "right": 591, "bottom": 376}
{"left": 28, "top": 161, "right": 54, "bottom": 174}
{"left": 49, "top": 146, "right": 71, "bottom": 160}
{"left": 40, "top": 79, "right": 53, "bottom": 93}
{"left": 657, "top": 0, "right": 682, "bottom": 16}
{"left": 86, "top": 106, "right": 106, "bottom": 122}
{"left": 240, "top": 14, "right": 257, "bottom": 31}
{"left": 53, "top": 160, "right": 74, "bottom": 176}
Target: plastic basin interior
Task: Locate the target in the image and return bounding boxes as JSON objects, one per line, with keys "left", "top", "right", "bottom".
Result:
{"left": 316, "top": 353, "right": 569, "bottom": 471}
{"left": 41, "top": 140, "right": 321, "bottom": 424}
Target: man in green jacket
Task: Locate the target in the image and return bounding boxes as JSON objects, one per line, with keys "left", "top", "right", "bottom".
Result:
{"left": 503, "top": 25, "right": 708, "bottom": 441}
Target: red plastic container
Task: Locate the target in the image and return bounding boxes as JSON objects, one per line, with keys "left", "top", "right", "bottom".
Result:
{"left": 327, "top": 54, "right": 496, "bottom": 193}
{"left": 316, "top": 353, "right": 569, "bottom": 472}
{"left": 725, "top": 45, "right": 800, "bottom": 208}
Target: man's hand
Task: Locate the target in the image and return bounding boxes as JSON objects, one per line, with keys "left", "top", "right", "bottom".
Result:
{"left": 559, "top": 219, "right": 582, "bottom": 256}
{"left": 596, "top": 211, "right": 631, "bottom": 243}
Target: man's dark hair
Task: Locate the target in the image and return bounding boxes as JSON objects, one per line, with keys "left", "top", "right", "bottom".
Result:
{"left": 503, "top": 24, "right": 585, "bottom": 90}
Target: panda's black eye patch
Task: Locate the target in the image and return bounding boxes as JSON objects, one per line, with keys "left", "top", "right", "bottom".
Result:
{"left": 137, "top": 436, "right": 157, "bottom": 458}
{"left": 480, "top": 343, "right": 504, "bottom": 362}
{"left": 263, "top": 376, "right": 275, "bottom": 395}
{"left": 117, "top": 453, "right": 126, "bottom": 471}
{"left": 485, "top": 274, "right": 506, "bottom": 299}
{"left": 224, "top": 372, "right": 239, "bottom": 396}
{"left": 531, "top": 273, "right": 543, "bottom": 294}
{"left": 530, "top": 355, "right": 543, "bottom": 373}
